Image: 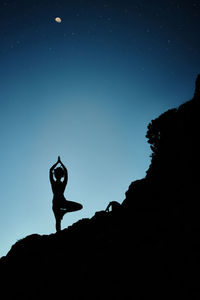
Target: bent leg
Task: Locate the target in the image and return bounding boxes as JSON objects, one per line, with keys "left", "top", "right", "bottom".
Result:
{"left": 62, "top": 200, "right": 83, "bottom": 213}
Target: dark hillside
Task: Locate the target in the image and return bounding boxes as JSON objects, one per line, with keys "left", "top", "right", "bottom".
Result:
{"left": 1, "top": 75, "right": 200, "bottom": 299}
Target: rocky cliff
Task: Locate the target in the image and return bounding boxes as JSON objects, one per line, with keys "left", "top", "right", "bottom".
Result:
{"left": 1, "top": 75, "right": 200, "bottom": 299}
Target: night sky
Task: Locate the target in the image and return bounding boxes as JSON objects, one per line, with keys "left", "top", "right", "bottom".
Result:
{"left": 0, "top": 0, "right": 200, "bottom": 257}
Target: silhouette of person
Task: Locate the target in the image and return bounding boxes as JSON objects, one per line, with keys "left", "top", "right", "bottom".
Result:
{"left": 50, "top": 156, "right": 83, "bottom": 232}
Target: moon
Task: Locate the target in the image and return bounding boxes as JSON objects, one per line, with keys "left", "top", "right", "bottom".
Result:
{"left": 55, "top": 17, "right": 62, "bottom": 23}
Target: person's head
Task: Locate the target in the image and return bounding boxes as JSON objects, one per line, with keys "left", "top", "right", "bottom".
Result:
{"left": 54, "top": 167, "right": 64, "bottom": 180}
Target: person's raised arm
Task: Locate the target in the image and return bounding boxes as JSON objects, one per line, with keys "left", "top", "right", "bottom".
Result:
{"left": 49, "top": 159, "right": 59, "bottom": 184}
{"left": 58, "top": 156, "right": 68, "bottom": 186}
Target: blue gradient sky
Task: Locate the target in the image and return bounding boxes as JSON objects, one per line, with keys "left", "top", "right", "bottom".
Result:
{"left": 0, "top": 0, "right": 200, "bottom": 256}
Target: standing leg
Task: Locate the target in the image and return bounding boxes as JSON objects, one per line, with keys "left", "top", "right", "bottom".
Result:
{"left": 55, "top": 215, "right": 61, "bottom": 232}
{"left": 53, "top": 208, "right": 62, "bottom": 232}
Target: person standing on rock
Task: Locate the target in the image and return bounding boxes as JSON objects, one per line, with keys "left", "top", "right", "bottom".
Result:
{"left": 50, "top": 156, "right": 83, "bottom": 232}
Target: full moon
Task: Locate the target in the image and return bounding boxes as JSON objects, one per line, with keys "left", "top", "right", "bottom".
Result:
{"left": 55, "top": 17, "right": 62, "bottom": 23}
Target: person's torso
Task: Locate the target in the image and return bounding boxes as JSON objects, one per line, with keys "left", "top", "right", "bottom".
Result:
{"left": 52, "top": 180, "right": 65, "bottom": 195}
